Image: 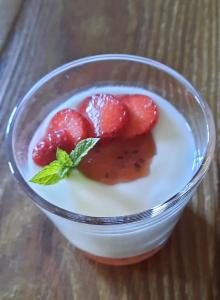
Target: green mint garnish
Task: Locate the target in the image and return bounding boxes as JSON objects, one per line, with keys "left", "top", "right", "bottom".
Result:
{"left": 30, "top": 138, "right": 100, "bottom": 185}
{"left": 70, "top": 137, "right": 100, "bottom": 167}
{"left": 30, "top": 161, "right": 64, "bottom": 185}
{"left": 56, "top": 147, "right": 74, "bottom": 168}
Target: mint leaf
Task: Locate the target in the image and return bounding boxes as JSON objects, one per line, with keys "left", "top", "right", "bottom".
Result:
{"left": 30, "top": 138, "right": 99, "bottom": 185}
{"left": 70, "top": 138, "right": 100, "bottom": 167}
{"left": 59, "top": 167, "right": 71, "bottom": 178}
{"left": 56, "top": 148, "right": 73, "bottom": 168}
{"left": 30, "top": 161, "right": 63, "bottom": 185}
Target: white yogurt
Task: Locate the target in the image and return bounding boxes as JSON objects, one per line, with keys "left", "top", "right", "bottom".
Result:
{"left": 27, "top": 86, "right": 196, "bottom": 216}
{"left": 25, "top": 86, "right": 196, "bottom": 258}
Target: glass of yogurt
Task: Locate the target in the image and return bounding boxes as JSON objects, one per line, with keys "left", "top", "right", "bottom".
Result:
{"left": 6, "top": 55, "right": 215, "bottom": 265}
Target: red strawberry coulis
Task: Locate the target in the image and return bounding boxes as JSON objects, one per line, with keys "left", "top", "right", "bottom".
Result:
{"left": 78, "top": 132, "right": 156, "bottom": 185}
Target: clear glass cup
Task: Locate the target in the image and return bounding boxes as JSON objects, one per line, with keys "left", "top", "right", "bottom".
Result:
{"left": 6, "top": 54, "right": 215, "bottom": 266}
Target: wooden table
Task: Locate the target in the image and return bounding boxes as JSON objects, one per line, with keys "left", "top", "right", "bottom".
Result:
{"left": 0, "top": 0, "right": 219, "bottom": 299}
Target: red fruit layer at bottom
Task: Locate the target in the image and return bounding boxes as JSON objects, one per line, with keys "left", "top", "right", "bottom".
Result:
{"left": 79, "top": 243, "right": 165, "bottom": 266}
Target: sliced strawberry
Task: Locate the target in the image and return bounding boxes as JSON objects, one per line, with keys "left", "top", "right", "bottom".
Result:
{"left": 47, "top": 108, "right": 90, "bottom": 144}
{"left": 79, "top": 94, "right": 128, "bottom": 138}
{"left": 32, "top": 130, "right": 74, "bottom": 166}
{"left": 119, "top": 94, "right": 158, "bottom": 138}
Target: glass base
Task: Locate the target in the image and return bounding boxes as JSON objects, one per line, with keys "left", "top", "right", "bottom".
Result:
{"left": 80, "top": 244, "right": 164, "bottom": 266}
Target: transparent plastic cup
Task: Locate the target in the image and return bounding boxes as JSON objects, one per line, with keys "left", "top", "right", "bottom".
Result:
{"left": 6, "top": 54, "right": 215, "bottom": 266}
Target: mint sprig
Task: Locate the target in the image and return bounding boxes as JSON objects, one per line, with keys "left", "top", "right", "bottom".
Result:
{"left": 30, "top": 138, "right": 99, "bottom": 185}
{"left": 70, "top": 138, "right": 100, "bottom": 167}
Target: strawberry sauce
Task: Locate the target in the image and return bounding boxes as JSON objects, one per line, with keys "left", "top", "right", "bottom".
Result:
{"left": 78, "top": 133, "right": 156, "bottom": 185}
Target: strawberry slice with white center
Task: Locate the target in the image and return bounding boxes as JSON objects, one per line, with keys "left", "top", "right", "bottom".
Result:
{"left": 47, "top": 108, "right": 90, "bottom": 144}
{"left": 32, "top": 129, "right": 74, "bottom": 166}
{"left": 118, "top": 94, "right": 158, "bottom": 138}
{"left": 79, "top": 94, "right": 128, "bottom": 138}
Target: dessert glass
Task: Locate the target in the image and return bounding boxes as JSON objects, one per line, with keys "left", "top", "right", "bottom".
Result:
{"left": 6, "top": 54, "right": 215, "bottom": 265}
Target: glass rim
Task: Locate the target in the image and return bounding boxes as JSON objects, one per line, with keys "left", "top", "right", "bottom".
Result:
{"left": 6, "top": 54, "right": 216, "bottom": 225}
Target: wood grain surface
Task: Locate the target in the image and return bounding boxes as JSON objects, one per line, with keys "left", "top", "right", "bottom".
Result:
{"left": 0, "top": 0, "right": 219, "bottom": 299}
